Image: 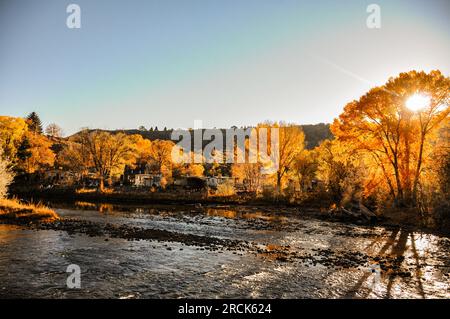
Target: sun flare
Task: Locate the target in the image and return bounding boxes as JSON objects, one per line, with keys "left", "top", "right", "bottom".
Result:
{"left": 406, "top": 94, "right": 430, "bottom": 112}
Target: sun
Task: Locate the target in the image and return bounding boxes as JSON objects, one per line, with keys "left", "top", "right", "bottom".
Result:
{"left": 406, "top": 93, "right": 430, "bottom": 112}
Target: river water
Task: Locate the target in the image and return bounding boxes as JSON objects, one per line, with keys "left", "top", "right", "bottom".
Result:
{"left": 0, "top": 202, "right": 448, "bottom": 298}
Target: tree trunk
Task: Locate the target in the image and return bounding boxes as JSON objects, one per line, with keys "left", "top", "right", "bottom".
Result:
{"left": 404, "top": 133, "right": 412, "bottom": 204}
{"left": 277, "top": 171, "right": 282, "bottom": 192}
{"left": 412, "top": 132, "right": 426, "bottom": 205}
{"left": 99, "top": 177, "right": 105, "bottom": 193}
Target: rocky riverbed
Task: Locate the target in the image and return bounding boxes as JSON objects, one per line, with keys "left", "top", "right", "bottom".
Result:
{"left": 0, "top": 202, "right": 448, "bottom": 298}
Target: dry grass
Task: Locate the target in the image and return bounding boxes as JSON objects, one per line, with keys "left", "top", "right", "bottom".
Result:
{"left": 76, "top": 188, "right": 114, "bottom": 194}
{"left": 214, "top": 182, "right": 236, "bottom": 197}
{"left": 0, "top": 198, "right": 59, "bottom": 223}
{"left": 75, "top": 188, "right": 97, "bottom": 194}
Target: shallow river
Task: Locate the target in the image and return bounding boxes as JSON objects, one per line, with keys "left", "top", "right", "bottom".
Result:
{"left": 0, "top": 202, "right": 449, "bottom": 298}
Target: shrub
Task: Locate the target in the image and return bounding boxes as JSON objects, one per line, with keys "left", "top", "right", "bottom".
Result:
{"left": 215, "top": 181, "right": 236, "bottom": 197}
{"left": 0, "top": 198, "right": 59, "bottom": 222}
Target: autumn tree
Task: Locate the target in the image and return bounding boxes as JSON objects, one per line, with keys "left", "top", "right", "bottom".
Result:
{"left": 332, "top": 70, "right": 450, "bottom": 207}
{"left": 426, "top": 121, "right": 450, "bottom": 228}
{"left": 258, "top": 122, "right": 305, "bottom": 190}
{"left": 0, "top": 116, "right": 55, "bottom": 174}
{"left": 146, "top": 139, "right": 176, "bottom": 186}
{"left": 71, "top": 130, "right": 137, "bottom": 191}
{"left": 173, "top": 162, "right": 205, "bottom": 178}
{"left": 0, "top": 116, "right": 28, "bottom": 160}
{"left": 18, "top": 132, "right": 56, "bottom": 174}
{"left": 293, "top": 149, "right": 318, "bottom": 193}
{"left": 231, "top": 163, "right": 263, "bottom": 193}
{"left": 316, "top": 139, "right": 366, "bottom": 205}
{"left": 436, "top": 138, "right": 450, "bottom": 199}
{"left": 148, "top": 139, "right": 174, "bottom": 172}
{"left": 128, "top": 134, "right": 152, "bottom": 165}
{"left": 228, "top": 131, "right": 264, "bottom": 193}
{"left": 57, "top": 140, "right": 92, "bottom": 177}
{"left": 185, "top": 164, "right": 204, "bottom": 177}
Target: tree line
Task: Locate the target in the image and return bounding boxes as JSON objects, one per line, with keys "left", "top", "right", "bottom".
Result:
{"left": 0, "top": 70, "right": 449, "bottom": 224}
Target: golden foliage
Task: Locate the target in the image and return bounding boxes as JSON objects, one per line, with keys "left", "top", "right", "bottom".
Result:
{"left": 0, "top": 116, "right": 28, "bottom": 159}
{"left": 20, "top": 132, "right": 55, "bottom": 173}
{"left": 331, "top": 70, "right": 450, "bottom": 206}
{"left": 257, "top": 122, "right": 305, "bottom": 189}
{"left": 214, "top": 180, "right": 236, "bottom": 197}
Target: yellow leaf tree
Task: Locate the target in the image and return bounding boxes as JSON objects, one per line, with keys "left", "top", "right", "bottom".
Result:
{"left": 331, "top": 70, "right": 450, "bottom": 206}
{"left": 20, "top": 132, "right": 56, "bottom": 174}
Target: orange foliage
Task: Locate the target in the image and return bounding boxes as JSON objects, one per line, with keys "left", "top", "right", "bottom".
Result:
{"left": 331, "top": 70, "right": 450, "bottom": 206}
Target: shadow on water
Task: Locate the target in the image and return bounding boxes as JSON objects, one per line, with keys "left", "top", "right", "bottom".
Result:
{"left": 344, "top": 228, "right": 427, "bottom": 299}
{"left": 2, "top": 200, "right": 447, "bottom": 298}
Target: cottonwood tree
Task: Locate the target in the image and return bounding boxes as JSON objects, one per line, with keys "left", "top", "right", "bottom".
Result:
{"left": 316, "top": 139, "right": 366, "bottom": 205}
{"left": 232, "top": 163, "right": 263, "bottom": 193}
{"left": 148, "top": 139, "right": 175, "bottom": 172}
{"left": 129, "top": 134, "right": 152, "bottom": 165}
{"left": 147, "top": 139, "right": 176, "bottom": 186}
{"left": 0, "top": 116, "right": 55, "bottom": 173}
{"left": 0, "top": 116, "right": 28, "bottom": 160}
{"left": 72, "top": 130, "right": 137, "bottom": 191}
{"left": 331, "top": 70, "right": 450, "bottom": 206}
{"left": 258, "top": 122, "right": 305, "bottom": 191}
{"left": 57, "top": 140, "right": 92, "bottom": 178}
{"left": 293, "top": 149, "right": 318, "bottom": 193}
{"left": 18, "top": 132, "right": 55, "bottom": 174}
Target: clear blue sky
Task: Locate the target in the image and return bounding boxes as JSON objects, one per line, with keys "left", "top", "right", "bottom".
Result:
{"left": 0, "top": 0, "right": 449, "bottom": 135}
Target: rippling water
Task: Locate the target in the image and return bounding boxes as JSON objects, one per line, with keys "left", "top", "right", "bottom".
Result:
{"left": 0, "top": 202, "right": 448, "bottom": 298}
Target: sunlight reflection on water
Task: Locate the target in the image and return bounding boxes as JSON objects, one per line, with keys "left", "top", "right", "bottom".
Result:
{"left": 0, "top": 203, "right": 449, "bottom": 299}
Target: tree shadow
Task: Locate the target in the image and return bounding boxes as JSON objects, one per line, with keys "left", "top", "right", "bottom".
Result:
{"left": 344, "top": 227, "right": 426, "bottom": 299}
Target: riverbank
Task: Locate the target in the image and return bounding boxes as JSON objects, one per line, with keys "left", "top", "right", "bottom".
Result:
{"left": 0, "top": 198, "right": 59, "bottom": 223}
{"left": 10, "top": 187, "right": 304, "bottom": 207}
{"left": 10, "top": 187, "right": 449, "bottom": 237}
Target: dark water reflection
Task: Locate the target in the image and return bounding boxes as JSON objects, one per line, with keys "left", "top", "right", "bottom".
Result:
{"left": 0, "top": 202, "right": 448, "bottom": 298}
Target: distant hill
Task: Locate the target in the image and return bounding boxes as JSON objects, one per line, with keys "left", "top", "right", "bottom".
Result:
{"left": 69, "top": 123, "right": 333, "bottom": 150}
{"left": 300, "top": 123, "right": 333, "bottom": 148}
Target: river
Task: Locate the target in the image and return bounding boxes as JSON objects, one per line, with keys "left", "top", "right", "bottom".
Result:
{"left": 0, "top": 202, "right": 448, "bottom": 298}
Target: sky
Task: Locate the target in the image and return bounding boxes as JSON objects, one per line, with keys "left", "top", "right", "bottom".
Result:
{"left": 0, "top": 0, "right": 449, "bottom": 135}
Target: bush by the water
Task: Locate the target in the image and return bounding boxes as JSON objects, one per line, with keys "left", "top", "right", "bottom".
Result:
{"left": 0, "top": 198, "right": 59, "bottom": 223}
{"left": 214, "top": 181, "right": 236, "bottom": 197}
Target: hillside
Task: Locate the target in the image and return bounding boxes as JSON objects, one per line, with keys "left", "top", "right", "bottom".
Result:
{"left": 68, "top": 123, "right": 333, "bottom": 149}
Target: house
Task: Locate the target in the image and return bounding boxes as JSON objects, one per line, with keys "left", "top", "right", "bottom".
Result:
{"left": 134, "top": 174, "right": 161, "bottom": 187}
{"left": 123, "top": 164, "right": 161, "bottom": 187}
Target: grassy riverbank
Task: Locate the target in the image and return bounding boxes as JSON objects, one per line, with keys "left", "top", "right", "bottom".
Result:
{"left": 9, "top": 187, "right": 449, "bottom": 237}
{"left": 0, "top": 198, "right": 59, "bottom": 223}
{"left": 11, "top": 187, "right": 312, "bottom": 207}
